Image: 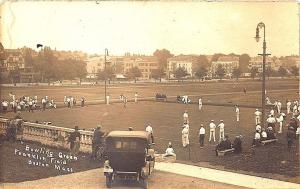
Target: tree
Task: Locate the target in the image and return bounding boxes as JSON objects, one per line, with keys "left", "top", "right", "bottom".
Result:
{"left": 250, "top": 67, "right": 258, "bottom": 80}
{"left": 239, "top": 54, "right": 251, "bottom": 73}
{"left": 173, "top": 67, "right": 188, "bottom": 82}
{"left": 23, "top": 47, "right": 34, "bottom": 66}
{"left": 126, "top": 66, "right": 142, "bottom": 83}
{"left": 153, "top": 49, "right": 174, "bottom": 69}
{"left": 98, "top": 66, "right": 115, "bottom": 83}
{"left": 8, "top": 66, "right": 20, "bottom": 85}
{"left": 211, "top": 53, "right": 225, "bottom": 63}
{"left": 35, "top": 46, "right": 56, "bottom": 84}
{"left": 194, "top": 67, "right": 208, "bottom": 81}
{"left": 265, "top": 66, "right": 274, "bottom": 80}
{"left": 74, "top": 60, "right": 87, "bottom": 85}
{"left": 215, "top": 65, "right": 225, "bottom": 80}
{"left": 228, "top": 53, "right": 239, "bottom": 56}
{"left": 232, "top": 67, "right": 242, "bottom": 80}
{"left": 289, "top": 66, "right": 299, "bottom": 78}
{"left": 277, "top": 66, "right": 287, "bottom": 78}
{"left": 150, "top": 68, "right": 165, "bottom": 82}
{"left": 193, "top": 55, "right": 210, "bottom": 71}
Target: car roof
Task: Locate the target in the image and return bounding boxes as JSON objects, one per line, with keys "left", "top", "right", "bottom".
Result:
{"left": 107, "top": 131, "right": 149, "bottom": 139}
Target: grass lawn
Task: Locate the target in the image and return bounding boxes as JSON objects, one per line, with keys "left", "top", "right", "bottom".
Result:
{"left": 2, "top": 101, "right": 299, "bottom": 183}
{"left": 1, "top": 79, "right": 299, "bottom": 183}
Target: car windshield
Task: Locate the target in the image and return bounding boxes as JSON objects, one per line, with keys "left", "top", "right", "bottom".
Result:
{"left": 114, "top": 140, "right": 138, "bottom": 150}
{"left": 108, "top": 138, "right": 148, "bottom": 152}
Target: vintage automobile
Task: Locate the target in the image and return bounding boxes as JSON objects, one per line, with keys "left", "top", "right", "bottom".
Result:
{"left": 155, "top": 93, "right": 167, "bottom": 101}
{"left": 103, "top": 131, "right": 155, "bottom": 188}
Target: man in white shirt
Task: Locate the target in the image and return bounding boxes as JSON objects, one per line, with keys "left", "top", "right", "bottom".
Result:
{"left": 146, "top": 124, "right": 154, "bottom": 144}
{"left": 261, "top": 129, "right": 267, "bottom": 141}
{"left": 2, "top": 100, "right": 8, "bottom": 113}
{"left": 183, "top": 110, "right": 189, "bottom": 124}
{"left": 287, "top": 100, "right": 291, "bottom": 114}
{"left": 123, "top": 96, "right": 127, "bottom": 108}
{"left": 199, "top": 124, "right": 205, "bottom": 147}
{"left": 252, "top": 131, "right": 261, "bottom": 146}
{"left": 266, "top": 115, "right": 276, "bottom": 130}
{"left": 296, "top": 126, "right": 300, "bottom": 137}
{"left": 198, "top": 98, "right": 203, "bottom": 111}
{"left": 181, "top": 125, "right": 189, "bottom": 147}
{"left": 254, "top": 109, "right": 262, "bottom": 125}
{"left": 218, "top": 120, "right": 225, "bottom": 142}
{"left": 28, "top": 99, "right": 33, "bottom": 113}
{"left": 164, "top": 142, "right": 176, "bottom": 157}
{"left": 11, "top": 100, "right": 17, "bottom": 113}
{"left": 106, "top": 95, "right": 110, "bottom": 105}
{"left": 256, "top": 124, "right": 262, "bottom": 133}
{"left": 182, "top": 95, "right": 187, "bottom": 104}
{"left": 19, "top": 100, "right": 25, "bottom": 110}
{"left": 270, "top": 108, "right": 275, "bottom": 116}
{"left": 276, "top": 101, "right": 282, "bottom": 114}
{"left": 42, "top": 98, "right": 47, "bottom": 111}
{"left": 277, "top": 113, "right": 285, "bottom": 133}
{"left": 235, "top": 106, "right": 240, "bottom": 122}
{"left": 134, "top": 92, "right": 138, "bottom": 103}
{"left": 67, "top": 97, "right": 71, "bottom": 108}
{"left": 209, "top": 120, "right": 216, "bottom": 142}
{"left": 70, "top": 97, "right": 74, "bottom": 107}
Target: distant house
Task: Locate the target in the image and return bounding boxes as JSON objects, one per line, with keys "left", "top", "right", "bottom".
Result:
{"left": 211, "top": 56, "right": 239, "bottom": 78}
{"left": 0, "top": 43, "right": 5, "bottom": 71}
{"left": 248, "top": 56, "right": 273, "bottom": 73}
{"left": 3, "top": 49, "right": 26, "bottom": 71}
{"left": 86, "top": 55, "right": 103, "bottom": 79}
{"left": 1, "top": 47, "right": 40, "bottom": 83}
{"left": 123, "top": 55, "right": 159, "bottom": 80}
{"left": 282, "top": 56, "right": 300, "bottom": 68}
{"left": 167, "top": 55, "right": 197, "bottom": 79}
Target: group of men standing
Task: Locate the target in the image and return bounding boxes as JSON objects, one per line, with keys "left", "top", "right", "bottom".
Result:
{"left": 252, "top": 97, "right": 300, "bottom": 150}
{"left": 1, "top": 93, "right": 58, "bottom": 113}
{"left": 180, "top": 109, "right": 231, "bottom": 149}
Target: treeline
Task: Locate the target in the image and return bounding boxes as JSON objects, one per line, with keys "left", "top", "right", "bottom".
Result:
{"left": 22, "top": 47, "right": 87, "bottom": 83}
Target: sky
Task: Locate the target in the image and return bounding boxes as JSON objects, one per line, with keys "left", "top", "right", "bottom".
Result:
{"left": 0, "top": 1, "right": 299, "bottom": 57}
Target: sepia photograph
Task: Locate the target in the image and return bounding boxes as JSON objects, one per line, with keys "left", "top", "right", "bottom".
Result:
{"left": 0, "top": 1, "right": 299, "bottom": 188}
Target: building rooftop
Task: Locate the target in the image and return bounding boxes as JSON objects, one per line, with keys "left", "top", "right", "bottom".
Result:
{"left": 250, "top": 56, "right": 273, "bottom": 62}
{"left": 168, "top": 55, "right": 198, "bottom": 62}
{"left": 217, "top": 56, "right": 239, "bottom": 62}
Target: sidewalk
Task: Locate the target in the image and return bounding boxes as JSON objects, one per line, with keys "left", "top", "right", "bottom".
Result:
{"left": 155, "top": 162, "right": 300, "bottom": 189}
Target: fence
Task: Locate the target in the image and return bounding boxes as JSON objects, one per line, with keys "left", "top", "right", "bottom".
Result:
{"left": 0, "top": 118, "right": 93, "bottom": 153}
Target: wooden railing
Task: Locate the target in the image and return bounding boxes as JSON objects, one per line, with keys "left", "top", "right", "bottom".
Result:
{"left": 0, "top": 118, "right": 93, "bottom": 153}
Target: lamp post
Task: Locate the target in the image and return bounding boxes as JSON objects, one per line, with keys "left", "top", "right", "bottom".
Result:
{"left": 104, "top": 48, "right": 109, "bottom": 104}
{"left": 255, "top": 22, "right": 271, "bottom": 128}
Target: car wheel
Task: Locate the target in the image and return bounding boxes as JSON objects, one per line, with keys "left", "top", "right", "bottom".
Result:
{"left": 106, "top": 175, "right": 112, "bottom": 188}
